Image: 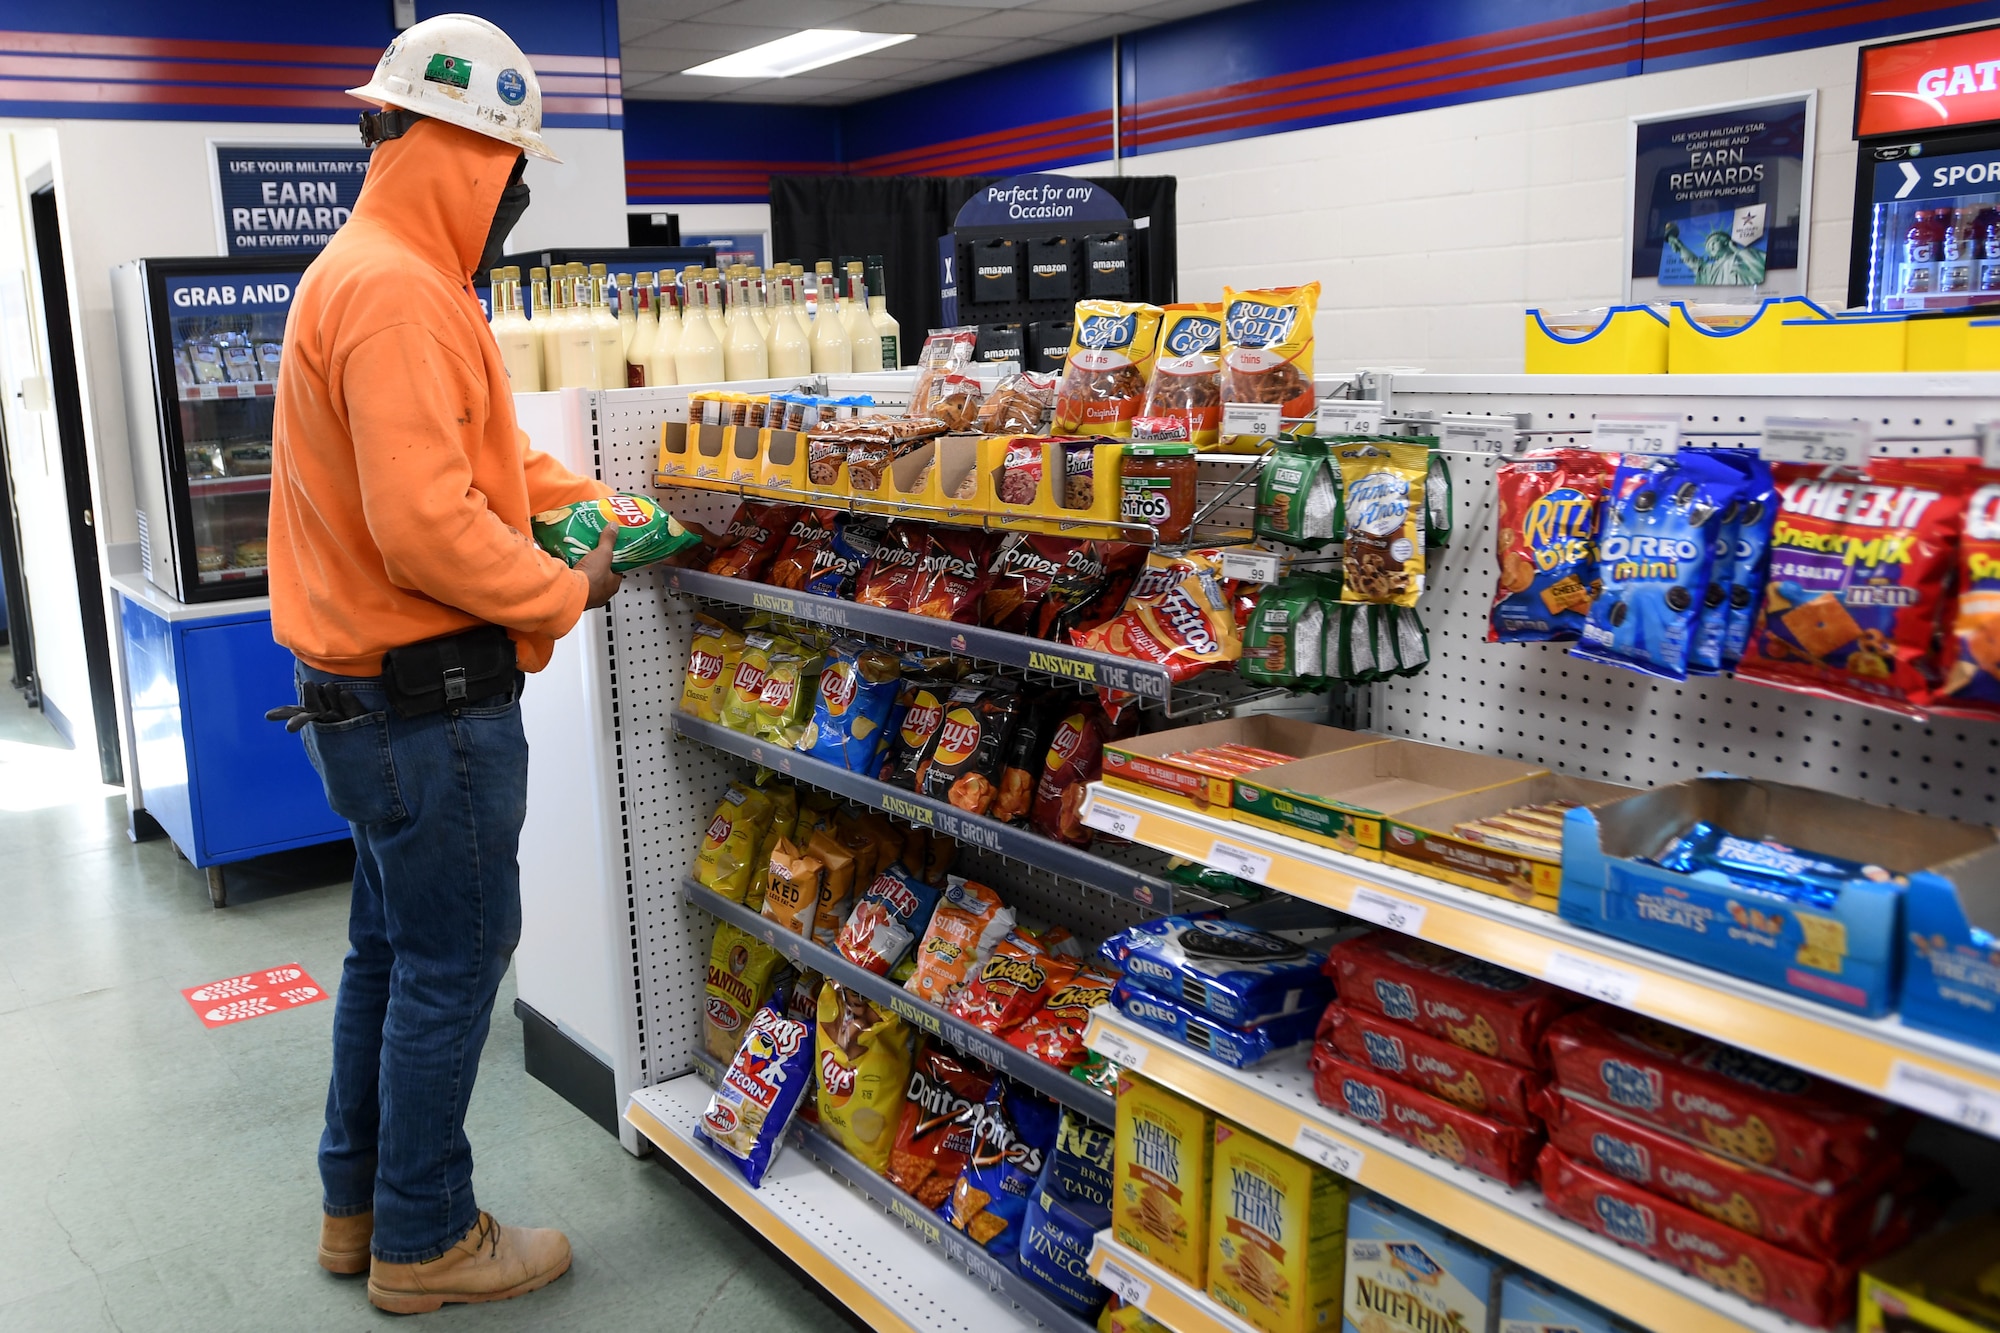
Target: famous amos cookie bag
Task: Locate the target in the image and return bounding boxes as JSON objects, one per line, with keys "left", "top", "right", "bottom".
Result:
{"left": 1218, "top": 283, "right": 1319, "bottom": 425}
{"left": 1324, "top": 933, "right": 1576, "bottom": 1069}
{"left": 1542, "top": 1005, "right": 1912, "bottom": 1185}
{"left": 1736, "top": 458, "right": 1975, "bottom": 715}
{"left": 1337, "top": 441, "right": 1428, "bottom": 607}
{"left": 1488, "top": 448, "right": 1615, "bottom": 643}
{"left": 1315, "top": 1002, "right": 1545, "bottom": 1128}
{"left": 1937, "top": 476, "right": 2000, "bottom": 716}
{"left": 1309, "top": 1044, "right": 1541, "bottom": 1185}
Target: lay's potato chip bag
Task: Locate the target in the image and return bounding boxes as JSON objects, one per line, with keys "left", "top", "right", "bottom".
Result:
{"left": 718, "top": 632, "right": 790, "bottom": 734}
{"left": 752, "top": 640, "right": 822, "bottom": 746}
{"left": 531, "top": 493, "right": 701, "bottom": 573}
{"left": 681, "top": 616, "right": 742, "bottom": 722}
{"left": 694, "top": 782, "right": 774, "bottom": 902}
{"left": 815, "top": 981, "right": 914, "bottom": 1173}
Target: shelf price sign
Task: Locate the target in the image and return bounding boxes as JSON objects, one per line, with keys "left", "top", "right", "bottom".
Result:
{"left": 1222, "top": 402, "right": 1283, "bottom": 442}
{"left": 1316, "top": 400, "right": 1386, "bottom": 437}
{"left": 1591, "top": 415, "right": 1680, "bottom": 456}
{"left": 1761, "top": 417, "right": 1872, "bottom": 466}
{"left": 1441, "top": 415, "right": 1520, "bottom": 457}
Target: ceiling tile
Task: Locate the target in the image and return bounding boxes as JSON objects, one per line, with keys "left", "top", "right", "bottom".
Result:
{"left": 977, "top": 36, "right": 1070, "bottom": 66}
{"left": 891, "top": 33, "right": 998, "bottom": 60}
{"left": 931, "top": 8, "right": 1077, "bottom": 38}
{"left": 623, "top": 19, "right": 794, "bottom": 51}
{"left": 1020, "top": 0, "right": 1154, "bottom": 13}
{"left": 690, "top": 0, "right": 883, "bottom": 26}
{"left": 808, "top": 53, "right": 939, "bottom": 78}
{"left": 1132, "top": 0, "right": 1251, "bottom": 19}
{"left": 618, "top": 0, "right": 731, "bottom": 35}
{"left": 625, "top": 72, "right": 771, "bottom": 99}
{"left": 841, "top": 3, "right": 1005, "bottom": 34}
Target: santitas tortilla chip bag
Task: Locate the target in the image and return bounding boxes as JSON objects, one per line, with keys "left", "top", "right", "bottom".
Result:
{"left": 702, "top": 923, "right": 787, "bottom": 1061}
{"left": 532, "top": 493, "right": 701, "bottom": 573}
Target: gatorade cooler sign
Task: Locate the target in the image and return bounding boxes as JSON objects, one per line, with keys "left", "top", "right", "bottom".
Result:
{"left": 1857, "top": 22, "right": 2000, "bottom": 139}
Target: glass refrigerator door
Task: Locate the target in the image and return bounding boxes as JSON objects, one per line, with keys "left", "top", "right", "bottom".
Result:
{"left": 158, "top": 271, "right": 301, "bottom": 593}
{"left": 1861, "top": 144, "right": 2000, "bottom": 310}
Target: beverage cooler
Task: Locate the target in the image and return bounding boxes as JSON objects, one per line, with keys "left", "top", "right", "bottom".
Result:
{"left": 1850, "top": 22, "right": 2000, "bottom": 311}
{"left": 111, "top": 256, "right": 304, "bottom": 603}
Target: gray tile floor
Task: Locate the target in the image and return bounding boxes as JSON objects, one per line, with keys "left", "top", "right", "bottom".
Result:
{"left": 0, "top": 648, "right": 843, "bottom": 1332}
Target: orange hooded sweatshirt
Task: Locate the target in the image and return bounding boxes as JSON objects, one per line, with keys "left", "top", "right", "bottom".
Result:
{"left": 267, "top": 117, "right": 606, "bottom": 676}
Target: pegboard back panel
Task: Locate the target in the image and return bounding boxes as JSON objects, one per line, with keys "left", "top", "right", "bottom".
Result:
{"left": 1367, "top": 375, "right": 2000, "bottom": 826}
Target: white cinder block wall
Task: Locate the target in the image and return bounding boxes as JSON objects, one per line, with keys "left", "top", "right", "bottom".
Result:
{"left": 1075, "top": 41, "right": 1863, "bottom": 372}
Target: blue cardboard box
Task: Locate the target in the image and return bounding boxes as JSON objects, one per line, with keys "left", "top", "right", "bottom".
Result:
{"left": 1500, "top": 1272, "right": 1631, "bottom": 1333}
{"left": 1559, "top": 776, "right": 1995, "bottom": 1017}
{"left": 1901, "top": 842, "right": 2000, "bottom": 1054}
{"left": 1344, "top": 1193, "right": 1501, "bottom": 1333}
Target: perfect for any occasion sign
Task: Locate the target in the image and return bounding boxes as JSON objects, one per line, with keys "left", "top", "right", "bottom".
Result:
{"left": 210, "top": 142, "right": 371, "bottom": 257}
{"left": 1626, "top": 94, "right": 1815, "bottom": 303}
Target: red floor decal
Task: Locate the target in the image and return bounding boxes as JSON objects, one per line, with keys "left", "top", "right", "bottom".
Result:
{"left": 182, "top": 963, "right": 327, "bottom": 1028}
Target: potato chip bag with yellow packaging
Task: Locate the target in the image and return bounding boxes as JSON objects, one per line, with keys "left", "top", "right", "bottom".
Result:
{"left": 815, "top": 981, "right": 914, "bottom": 1173}
{"left": 1114, "top": 1072, "right": 1214, "bottom": 1290}
{"left": 1208, "top": 1121, "right": 1347, "bottom": 1333}
{"left": 694, "top": 782, "right": 774, "bottom": 902}
{"left": 681, "top": 616, "right": 743, "bottom": 722}
{"left": 702, "top": 923, "right": 787, "bottom": 1061}
{"left": 718, "top": 631, "right": 792, "bottom": 734}
{"left": 752, "top": 640, "right": 823, "bottom": 746}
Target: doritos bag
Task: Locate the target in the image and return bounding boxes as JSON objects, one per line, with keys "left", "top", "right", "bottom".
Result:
{"left": 983, "top": 534, "right": 1083, "bottom": 634}
{"left": 1219, "top": 282, "right": 1319, "bottom": 424}
{"left": 694, "top": 782, "right": 774, "bottom": 902}
{"left": 905, "top": 877, "right": 1017, "bottom": 1006}
{"left": 767, "top": 508, "right": 840, "bottom": 591}
{"left": 912, "top": 530, "right": 998, "bottom": 623}
{"left": 706, "top": 502, "right": 797, "bottom": 580}
{"left": 680, "top": 616, "right": 742, "bottom": 722}
{"left": 815, "top": 981, "right": 914, "bottom": 1173}
{"left": 947, "top": 1085, "right": 1061, "bottom": 1252}
{"left": 855, "top": 520, "right": 928, "bottom": 612}
{"left": 1054, "top": 301, "right": 1165, "bottom": 437}
{"left": 887, "top": 1044, "right": 998, "bottom": 1210}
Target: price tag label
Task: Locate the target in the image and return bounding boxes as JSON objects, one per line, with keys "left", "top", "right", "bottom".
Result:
{"left": 1761, "top": 417, "right": 1871, "bottom": 466}
{"left": 1543, "top": 950, "right": 1642, "bottom": 1007}
{"left": 1293, "top": 1123, "right": 1367, "bottom": 1178}
{"left": 1099, "top": 1258, "right": 1152, "bottom": 1309}
{"left": 1317, "top": 400, "right": 1385, "bottom": 437}
{"left": 1084, "top": 797, "right": 1140, "bottom": 841}
{"left": 1092, "top": 1024, "right": 1150, "bottom": 1071}
{"left": 1441, "top": 416, "right": 1518, "bottom": 457}
{"left": 1222, "top": 402, "right": 1283, "bottom": 441}
{"left": 1591, "top": 415, "right": 1680, "bottom": 456}
{"left": 1887, "top": 1061, "right": 2000, "bottom": 1136}
{"left": 1209, "top": 839, "right": 1273, "bottom": 883}
{"left": 1347, "top": 887, "right": 1426, "bottom": 935}
{"left": 1982, "top": 422, "right": 2000, "bottom": 468}
{"left": 1221, "top": 548, "right": 1284, "bottom": 584}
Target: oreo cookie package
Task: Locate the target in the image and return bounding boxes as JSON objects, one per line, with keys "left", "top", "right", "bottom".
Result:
{"left": 1104, "top": 916, "right": 1330, "bottom": 1026}
{"left": 1109, "top": 980, "right": 1320, "bottom": 1067}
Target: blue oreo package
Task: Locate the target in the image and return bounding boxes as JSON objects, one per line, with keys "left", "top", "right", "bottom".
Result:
{"left": 1688, "top": 449, "right": 1754, "bottom": 675}
{"left": 1570, "top": 451, "right": 1739, "bottom": 681}
{"left": 1109, "top": 916, "right": 1330, "bottom": 1027}
{"left": 1721, "top": 451, "right": 1777, "bottom": 667}
{"left": 1652, "top": 820, "right": 1903, "bottom": 908}
{"left": 1109, "top": 980, "right": 1319, "bottom": 1068}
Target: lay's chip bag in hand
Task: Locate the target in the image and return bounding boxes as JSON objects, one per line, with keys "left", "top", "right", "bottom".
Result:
{"left": 1219, "top": 283, "right": 1320, "bottom": 430}
{"left": 697, "top": 1000, "right": 814, "bottom": 1188}
{"left": 1055, "top": 301, "right": 1165, "bottom": 438}
{"left": 1938, "top": 477, "right": 2000, "bottom": 716}
{"left": 532, "top": 493, "right": 701, "bottom": 573}
{"left": 815, "top": 981, "right": 914, "bottom": 1173}
{"left": 681, "top": 616, "right": 742, "bottom": 722}
{"left": 1737, "top": 458, "right": 1976, "bottom": 716}
{"left": 694, "top": 782, "right": 774, "bottom": 903}
{"left": 802, "top": 641, "right": 902, "bottom": 772}
{"left": 1488, "top": 448, "right": 1615, "bottom": 643}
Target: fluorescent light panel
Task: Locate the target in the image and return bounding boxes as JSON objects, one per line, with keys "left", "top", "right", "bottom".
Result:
{"left": 683, "top": 29, "right": 916, "bottom": 79}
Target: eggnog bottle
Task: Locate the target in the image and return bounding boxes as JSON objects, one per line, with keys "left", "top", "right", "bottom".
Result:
{"left": 752, "top": 269, "right": 774, "bottom": 339}
{"left": 723, "top": 276, "right": 769, "bottom": 382}
{"left": 842, "top": 263, "right": 882, "bottom": 372}
{"left": 625, "top": 272, "right": 657, "bottom": 388}
{"left": 700, "top": 268, "right": 726, "bottom": 345}
{"left": 766, "top": 273, "right": 813, "bottom": 378}
{"left": 529, "top": 266, "right": 556, "bottom": 387}
{"left": 867, "top": 257, "right": 899, "bottom": 369}
{"left": 615, "top": 271, "right": 637, "bottom": 361}
{"left": 491, "top": 269, "right": 542, "bottom": 392}
{"left": 675, "top": 273, "right": 725, "bottom": 385}
{"left": 589, "top": 266, "right": 625, "bottom": 390}
{"left": 649, "top": 276, "right": 681, "bottom": 387}
{"left": 811, "top": 264, "right": 852, "bottom": 374}
{"left": 558, "top": 267, "right": 601, "bottom": 389}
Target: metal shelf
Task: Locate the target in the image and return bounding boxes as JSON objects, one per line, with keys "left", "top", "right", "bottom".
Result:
{"left": 1085, "top": 1233, "right": 1260, "bottom": 1333}
{"left": 1080, "top": 782, "right": 2000, "bottom": 1138}
{"left": 669, "top": 710, "right": 1180, "bottom": 912}
{"left": 683, "top": 878, "right": 1114, "bottom": 1125}
{"left": 1083, "top": 1008, "right": 1806, "bottom": 1333}
{"left": 187, "top": 473, "right": 272, "bottom": 496}
{"left": 625, "top": 1078, "right": 1071, "bottom": 1333}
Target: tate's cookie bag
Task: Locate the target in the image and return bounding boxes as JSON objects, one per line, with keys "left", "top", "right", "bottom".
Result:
{"left": 1736, "top": 459, "right": 1976, "bottom": 716}
{"left": 1208, "top": 1121, "right": 1348, "bottom": 1333}
{"left": 1937, "top": 477, "right": 2000, "bottom": 715}
{"left": 1055, "top": 301, "right": 1164, "bottom": 437}
{"left": 1315, "top": 1003, "right": 1544, "bottom": 1129}
{"left": 814, "top": 981, "right": 915, "bottom": 1173}
{"left": 1218, "top": 283, "right": 1319, "bottom": 422}
{"left": 697, "top": 1000, "right": 815, "bottom": 1188}
{"left": 1324, "top": 933, "right": 1575, "bottom": 1069}
{"left": 1308, "top": 1044, "right": 1542, "bottom": 1186}
{"left": 1114, "top": 1073, "right": 1215, "bottom": 1289}
{"left": 1488, "top": 448, "right": 1615, "bottom": 643}
{"left": 532, "top": 493, "right": 701, "bottom": 573}
{"left": 1542, "top": 1006, "right": 1911, "bottom": 1186}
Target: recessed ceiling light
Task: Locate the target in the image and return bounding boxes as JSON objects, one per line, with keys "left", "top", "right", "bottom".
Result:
{"left": 683, "top": 29, "right": 916, "bottom": 79}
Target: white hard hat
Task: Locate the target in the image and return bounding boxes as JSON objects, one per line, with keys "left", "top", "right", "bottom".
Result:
{"left": 348, "top": 14, "right": 560, "bottom": 163}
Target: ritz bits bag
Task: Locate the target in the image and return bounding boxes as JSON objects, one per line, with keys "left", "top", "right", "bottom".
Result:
{"left": 1139, "top": 303, "right": 1224, "bottom": 448}
{"left": 1489, "top": 448, "right": 1616, "bottom": 643}
{"left": 1218, "top": 283, "right": 1319, "bottom": 434}
{"left": 1054, "top": 301, "right": 1164, "bottom": 438}
{"left": 815, "top": 981, "right": 915, "bottom": 1173}
{"left": 1938, "top": 477, "right": 2000, "bottom": 716}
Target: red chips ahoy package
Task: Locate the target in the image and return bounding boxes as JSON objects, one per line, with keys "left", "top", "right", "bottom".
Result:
{"left": 1935, "top": 476, "right": 2000, "bottom": 717}
{"left": 1488, "top": 448, "right": 1615, "bottom": 643}
{"left": 1325, "top": 933, "right": 1577, "bottom": 1069}
{"left": 1315, "top": 1002, "right": 1545, "bottom": 1128}
{"left": 1736, "top": 458, "right": 1976, "bottom": 717}
{"left": 1308, "top": 1045, "right": 1542, "bottom": 1186}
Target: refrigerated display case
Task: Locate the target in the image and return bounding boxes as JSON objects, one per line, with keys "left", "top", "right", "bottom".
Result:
{"left": 1849, "top": 22, "right": 2000, "bottom": 311}
{"left": 112, "top": 256, "right": 304, "bottom": 603}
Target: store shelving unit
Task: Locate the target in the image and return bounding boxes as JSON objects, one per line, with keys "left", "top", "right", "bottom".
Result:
{"left": 1084, "top": 1234, "right": 1260, "bottom": 1333}
{"left": 669, "top": 711, "right": 1181, "bottom": 912}
{"left": 1078, "top": 783, "right": 2000, "bottom": 1136}
{"left": 625, "top": 1078, "right": 1080, "bottom": 1333}
{"left": 682, "top": 878, "right": 1114, "bottom": 1123}
{"left": 1082, "top": 1008, "right": 1804, "bottom": 1333}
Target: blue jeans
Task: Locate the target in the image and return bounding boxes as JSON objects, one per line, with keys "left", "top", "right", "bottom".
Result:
{"left": 294, "top": 661, "right": 528, "bottom": 1263}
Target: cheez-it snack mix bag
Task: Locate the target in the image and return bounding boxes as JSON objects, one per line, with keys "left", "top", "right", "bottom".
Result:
{"left": 1114, "top": 1072, "right": 1214, "bottom": 1290}
{"left": 1937, "top": 476, "right": 2000, "bottom": 716}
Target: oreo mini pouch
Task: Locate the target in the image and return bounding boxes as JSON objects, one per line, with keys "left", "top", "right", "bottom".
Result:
{"left": 1114, "top": 917, "right": 1330, "bottom": 1027}
{"left": 1570, "top": 451, "right": 1736, "bottom": 681}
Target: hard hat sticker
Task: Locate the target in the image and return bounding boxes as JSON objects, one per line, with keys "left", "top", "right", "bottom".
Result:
{"left": 424, "top": 53, "right": 472, "bottom": 89}
{"left": 496, "top": 68, "right": 527, "bottom": 105}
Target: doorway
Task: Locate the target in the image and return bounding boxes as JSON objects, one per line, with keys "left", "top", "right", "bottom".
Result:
{"left": 28, "top": 183, "right": 120, "bottom": 786}
{"left": 0, "top": 396, "right": 31, "bottom": 697}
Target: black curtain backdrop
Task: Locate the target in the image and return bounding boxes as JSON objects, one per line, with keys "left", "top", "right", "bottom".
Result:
{"left": 768, "top": 174, "right": 1177, "bottom": 354}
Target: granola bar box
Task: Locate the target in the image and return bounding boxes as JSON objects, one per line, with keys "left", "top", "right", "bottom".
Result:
{"left": 1342, "top": 1193, "right": 1502, "bottom": 1333}
{"left": 1113, "top": 1072, "right": 1214, "bottom": 1290}
{"left": 1559, "top": 775, "right": 1996, "bottom": 1017}
{"left": 1208, "top": 1120, "right": 1347, "bottom": 1333}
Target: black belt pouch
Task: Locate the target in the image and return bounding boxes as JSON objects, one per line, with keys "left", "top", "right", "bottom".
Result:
{"left": 381, "top": 625, "right": 518, "bottom": 718}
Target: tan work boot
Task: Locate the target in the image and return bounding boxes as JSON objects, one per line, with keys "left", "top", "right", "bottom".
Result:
{"left": 319, "top": 1211, "right": 373, "bottom": 1275}
{"left": 367, "top": 1212, "right": 571, "bottom": 1314}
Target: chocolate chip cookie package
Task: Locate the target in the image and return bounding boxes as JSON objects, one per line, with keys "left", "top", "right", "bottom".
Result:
{"left": 1208, "top": 1121, "right": 1348, "bottom": 1333}
{"left": 1112, "top": 917, "right": 1331, "bottom": 1027}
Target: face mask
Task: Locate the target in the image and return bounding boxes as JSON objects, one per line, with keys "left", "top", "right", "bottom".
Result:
{"left": 479, "top": 161, "right": 530, "bottom": 274}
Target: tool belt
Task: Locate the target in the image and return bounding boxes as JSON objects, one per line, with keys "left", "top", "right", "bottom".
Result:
{"left": 381, "top": 624, "right": 518, "bottom": 718}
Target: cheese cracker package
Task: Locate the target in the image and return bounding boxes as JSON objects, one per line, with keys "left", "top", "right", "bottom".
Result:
{"left": 702, "top": 923, "right": 787, "bottom": 1061}
{"left": 814, "top": 981, "right": 914, "bottom": 1173}
{"left": 1938, "top": 477, "right": 2000, "bottom": 716}
{"left": 694, "top": 782, "right": 774, "bottom": 902}
{"left": 1114, "top": 1072, "right": 1215, "bottom": 1290}
{"left": 1209, "top": 1121, "right": 1348, "bottom": 1333}
{"left": 697, "top": 1000, "right": 814, "bottom": 1189}
{"left": 1219, "top": 283, "right": 1319, "bottom": 425}
{"left": 680, "top": 616, "right": 743, "bottom": 722}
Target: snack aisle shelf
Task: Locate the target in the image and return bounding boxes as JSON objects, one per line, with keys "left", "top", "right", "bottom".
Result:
{"left": 682, "top": 878, "right": 1115, "bottom": 1123}
{"left": 1081, "top": 1009, "right": 1801, "bottom": 1333}
{"left": 1084, "top": 1234, "right": 1260, "bottom": 1333}
{"left": 625, "top": 1079, "right": 1070, "bottom": 1333}
{"left": 669, "top": 710, "right": 1180, "bottom": 911}
{"left": 1078, "top": 783, "right": 2000, "bottom": 1137}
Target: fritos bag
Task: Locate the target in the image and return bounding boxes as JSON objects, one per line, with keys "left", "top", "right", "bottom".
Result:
{"left": 680, "top": 616, "right": 743, "bottom": 722}
{"left": 905, "top": 877, "right": 1016, "bottom": 1006}
{"left": 694, "top": 782, "right": 774, "bottom": 902}
{"left": 1072, "top": 551, "right": 1241, "bottom": 683}
{"left": 1218, "top": 283, "right": 1318, "bottom": 422}
{"left": 1054, "top": 301, "right": 1164, "bottom": 438}
{"left": 1140, "top": 302, "right": 1224, "bottom": 448}
{"left": 815, "top": 981, "right": 914, "bottom": 1174}
{"left": 702, "top": 923, "right": 787, "bottom": 1060}
{"left": 887, "top": 1044, "right": 997, "bottom": 1210}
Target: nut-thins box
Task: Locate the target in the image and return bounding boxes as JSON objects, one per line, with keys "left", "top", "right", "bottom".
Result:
{"left": 1383, "top": 773, "right": 1634, "bottom": 911}
{"left": 1102, "top": 718, "right": 1380, "bottom": 813}
{"left": 1559, "top": 775, "right": 1998, "bottom": 1017}
{"left": 1859, "top": 1213, "right": 2000, "bottom": 1333}
{"left": 1233, "top": 741, "right": 1543, "bottom": 859}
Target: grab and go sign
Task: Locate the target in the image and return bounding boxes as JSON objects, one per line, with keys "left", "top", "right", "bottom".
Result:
{"left": 165, "top": 274, "right": 305, "bottom": 315}
{"left": 210, "top": 142, "right": 371, "bottom": 257}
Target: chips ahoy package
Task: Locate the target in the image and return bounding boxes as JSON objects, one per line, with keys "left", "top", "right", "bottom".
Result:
{"left": 1489, "top": 448, "right": 1616, "bottom": 643}
{"left": 1570, "top": 451, "right": 1740, "bottom": 681}
{"left": 1736, "top": 459, "right": 1976, "bottom": 717}
{"left": 1934, "top": 477, "right": 2000, "bottom": 717}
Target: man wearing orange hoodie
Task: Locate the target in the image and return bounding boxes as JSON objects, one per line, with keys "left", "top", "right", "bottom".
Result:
{"left": 265, "top": 16, "right": 611, "bottom": 1314}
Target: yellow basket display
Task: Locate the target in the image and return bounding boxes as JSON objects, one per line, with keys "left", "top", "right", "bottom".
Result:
{"left": 1524, "top": 305, "right": 1668, "bottom": 374}
{"left": 1668, "top": 296, "right": 1829, "bottom": 374}
{"left": 1779, "top": 314, "right": 1906, "bottom": 373}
